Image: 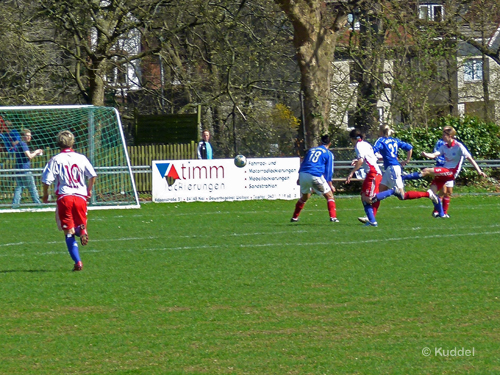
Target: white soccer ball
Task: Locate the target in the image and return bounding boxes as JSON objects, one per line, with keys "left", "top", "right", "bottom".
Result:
{"left": 234, "top": 154, "right": 247, "bottom": 168}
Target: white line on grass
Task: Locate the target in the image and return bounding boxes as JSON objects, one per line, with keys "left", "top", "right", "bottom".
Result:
{"left": 1, "top": 223, "right": 499, "bottom": 250}
{"left": 1, "top": 230, "right": 499, "bottom": 258}
{"left": 0, "top": 230, "right": 311, "bottom": 250}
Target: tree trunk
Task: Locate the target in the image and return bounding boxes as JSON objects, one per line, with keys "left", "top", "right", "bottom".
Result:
{"left": 89, "top": 59, "right": 107, "bottom": 107}
{"left": 296, "top": 32, "right": 337, "bottom": 148}
{"left": 352, "top": 2, "right": 385, "bottom": 134}
{"left": 276, "top": 0, "right": 346, "bottom": 148}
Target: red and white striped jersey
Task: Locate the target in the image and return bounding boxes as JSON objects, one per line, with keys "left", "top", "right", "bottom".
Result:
{"left": 41, "top": 149, "right": 97, "bottom": 200}
{"left": 436, "top": 140, "right": 470, "bottom": 175}
{"left": 355, "top": 140, "right": 382, "bottom": 175}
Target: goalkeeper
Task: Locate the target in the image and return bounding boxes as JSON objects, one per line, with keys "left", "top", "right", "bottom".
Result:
{"left": 41, "top": 130, "right": 97, "bottom": 272}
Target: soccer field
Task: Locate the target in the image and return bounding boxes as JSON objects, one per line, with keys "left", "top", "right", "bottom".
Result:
{"left": 1, "top": 195, "right": 499, "bottom": 374}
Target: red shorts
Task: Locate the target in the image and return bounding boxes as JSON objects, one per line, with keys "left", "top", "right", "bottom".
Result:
{"left": 362, "top": 171, "right": 382, "bottom": 198}
{"left": 56, "top": 195, "right": 88, "bottom": 231}
{"left": 431, "top": 167, "right": 456, "bottom": 191}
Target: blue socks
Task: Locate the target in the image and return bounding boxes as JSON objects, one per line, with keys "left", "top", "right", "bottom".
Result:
{"left": 362, "top": 201, "right": 377, "bottom": 223}
{"left": 434, "top": 200, "right": 445, "bottom": 217}
{"left": 375, "top": 189, "right": 396, "bottom": 201}
{"left": 65, "top": 234, "right": 81, "bottom": 263}
{"left": 402, "top": 172, "right": 422, "bottom": 181}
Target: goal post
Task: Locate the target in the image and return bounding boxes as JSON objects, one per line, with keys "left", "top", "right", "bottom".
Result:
{"left": 0, "top": 105, "right": 140, "bottom": 212}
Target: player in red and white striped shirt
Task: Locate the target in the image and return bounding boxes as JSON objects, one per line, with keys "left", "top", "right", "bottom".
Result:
{"left": 402, "top": 126, "right": 487, "bottom": 217}
{"left": 42, "top": 130, "right": 97, "bottom": 271}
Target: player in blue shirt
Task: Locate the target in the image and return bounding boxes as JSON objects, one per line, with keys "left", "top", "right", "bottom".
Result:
{"left": 12, "top": 128, "right": 44, "bottom": 208}
{"left": 355, "top": 125, "right": 408, "bottom": 224}
{"left": 291, "top": 135, "right": 338, "bottom": 222}
{"left": 433, "top": 139, "right": 446, "bottom": 167}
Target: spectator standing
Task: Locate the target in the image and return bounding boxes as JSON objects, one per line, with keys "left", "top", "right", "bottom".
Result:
{"left": 197, "top": 129, "right": 213, "bottom": 159}
{"left": 12, "top": 128, "right": 44, "bottom": 208}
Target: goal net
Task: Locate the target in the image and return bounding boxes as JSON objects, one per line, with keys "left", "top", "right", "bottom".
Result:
{"left": 0, "top": 105, "right": 139, "bottom": 212}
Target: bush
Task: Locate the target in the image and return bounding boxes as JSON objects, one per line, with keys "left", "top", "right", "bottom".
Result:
{"left": 394, "top": 116, "right": 500, "bottom": 185}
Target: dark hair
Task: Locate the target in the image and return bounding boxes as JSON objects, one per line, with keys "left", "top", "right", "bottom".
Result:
{"left": 349, "top": 128, "right": 364, "bottom": 140}
{"left": 320, "top": 134, "right": 330, "bottom": 145}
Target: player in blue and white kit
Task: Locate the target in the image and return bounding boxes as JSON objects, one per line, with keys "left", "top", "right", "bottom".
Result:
{"left": 346, "top": 128, "right": 404, "bottom": 227}
{"left": 434, "top": 139, "right": 446, "bottom": 167}
{"left": 357, "top": 125, "right": 410, "bottom": 223}
{"left": 291, "top": 135, "right": 338, "bottom": 222}
{"left": 373, "top": 124, "right": 413, "bottom": 194}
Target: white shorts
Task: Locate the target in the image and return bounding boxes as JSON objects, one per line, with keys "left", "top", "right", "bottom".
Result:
{"left": 444, "top": 180, "right": 454, "bottom": 188}
{"left": 299, "top": 172, "right": 331, "bottom": 195}
{"left": 381, "top": 165, "right": 404, "bottom": 189}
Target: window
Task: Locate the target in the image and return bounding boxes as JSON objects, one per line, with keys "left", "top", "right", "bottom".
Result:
{"left": 347, "top": 13, "right": 360, "bottom": 31}
{"left": 463, "top": 59, "right": 483, "bottom": 82}
{"left": 377, "top": 107, "right": 384, "bottom": 125}
{"left": 419, "top": 4, "right": 444, "bottom": 21}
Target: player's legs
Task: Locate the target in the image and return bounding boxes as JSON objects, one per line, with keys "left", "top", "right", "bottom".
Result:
{"left": 402, "top": 167, "right": 435, "bottom": 181}
{"left": 428, "top": 182, "right": 446, "bottom": 217}
{"left": 72, "top": 197, "right": 89, "bottom": 245}
{"left": 322, "top": 190, "right": 338, "bottom": 222}
{"left": 372, "top": 167, "right": 404, "bottom": 203}
{"left": 403, "top": 190, "right": 431, "bottom": 200}
{"left": 57, "top": 196, "right": 83, "bottom": 270}
{"left": 442, "top": 183, "right": 453, "bottom": 215}
{"left": 12, "top": 175, "right": 26, "bottom": 206}
{"left": 26, "top": 172, "right": 41, "bottom": 204}
{"left": 291, "top": 172, "right": 313, "bottom": 221}
{"left": 293, "top": 173, "right": 333, "bottom": 222}
{"left": 361, "top": 173, "right": 380, "bottom": 226}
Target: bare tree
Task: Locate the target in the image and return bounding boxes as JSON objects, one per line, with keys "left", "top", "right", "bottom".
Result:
{"left": 31, "top": 0, "right": 196, "bottom": 106}
{"left": 273, "top": 0, "right": 367, "bottom": 147}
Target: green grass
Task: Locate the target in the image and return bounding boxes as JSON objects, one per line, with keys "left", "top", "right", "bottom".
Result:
{"left": 1, "top": 195, "right": 500, "bottom": 374}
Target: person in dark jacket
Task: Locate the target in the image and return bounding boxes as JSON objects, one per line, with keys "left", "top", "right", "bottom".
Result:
{"left": 197, "top": 129, "right": 213, "bottom": 159}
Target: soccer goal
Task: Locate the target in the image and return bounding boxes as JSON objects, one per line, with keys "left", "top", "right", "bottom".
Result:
{"left": 0, "top": 105, "right": 140, "bottom": 212}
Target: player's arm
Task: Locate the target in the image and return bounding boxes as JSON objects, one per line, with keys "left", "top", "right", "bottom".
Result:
{"left": 24, "top": 149, "right": 43, "bottom": 159}
{"left": 87, "top": 176, "right": 97, "bottom": 199}
{"left": 422, "top": 150, "right": 439, "bottom": 159}
{"left": 328, "top": 180, "right": 336, "bottom": 193}
{"left": 41, "top": 161, "right": 54, "bottom": 203}
{"left": 42, "top": 183, "right": 50, "bottom": 203}
{"left": 466, "top": 155, "right": 487, "bottom": 178}
{"left": 401, "top": 149, "right": 413, "bottom": 167}
{"left": 346, "top": 158, "right": 364, "bottom": 184}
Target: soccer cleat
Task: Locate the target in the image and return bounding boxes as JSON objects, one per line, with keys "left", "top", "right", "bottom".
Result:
{"left": 73, "top": 261, "right": 83, "bottom": 271}
{"left": 290, "top": 218, "right": 298, "bottom": 222}
{"left": 330, "top": 217, "right": 340, "bottom": 223}
{"left": 79, "top": 224, "right": 89, "bottom": 246}
{"left": 427, "top": 189, "right": 440, "bottom": 205}
{"left": 358, "top": 216, "right": 369, "bottom": 224}
{"left": 393, "top": 186, "right": 405, "bottom": 200}
{"left": 435, "top": 213, "right": 450, "bottom": 219}
{"left": 364, "top": 221, "right": 378, "bottom": 227}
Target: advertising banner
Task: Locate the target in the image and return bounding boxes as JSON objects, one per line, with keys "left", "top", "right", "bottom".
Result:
{"left": 152, "top": 157, "right": 300, "bottom": 203}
